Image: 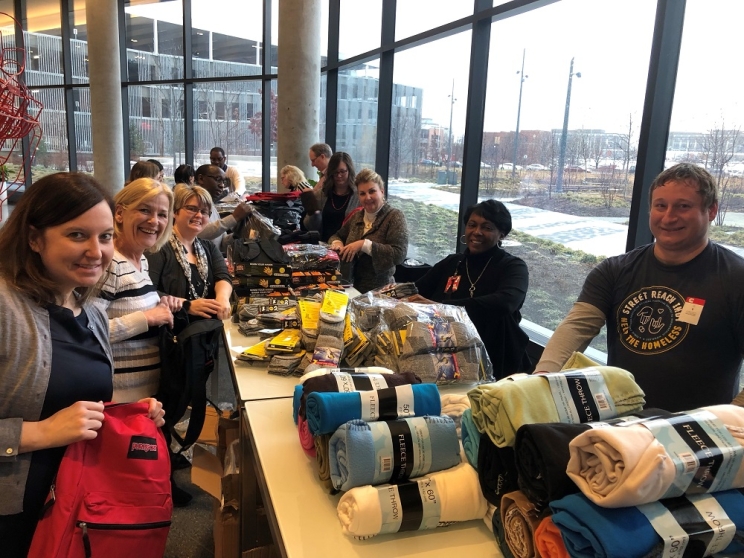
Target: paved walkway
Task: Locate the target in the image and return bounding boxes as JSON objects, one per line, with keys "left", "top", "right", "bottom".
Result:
{"left": 388, "top": 180, "right": 744, "bottom": 259}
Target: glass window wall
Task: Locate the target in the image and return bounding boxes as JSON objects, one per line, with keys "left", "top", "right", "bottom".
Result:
{"left": 479, "top": 0, "right": 655, "bottom": 351}
{"left": 386, "top": 31, "right": 472, "bottom": 265}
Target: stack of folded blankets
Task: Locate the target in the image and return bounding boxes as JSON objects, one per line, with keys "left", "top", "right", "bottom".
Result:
{"left": 291, "top": 367, "right": 489, "bottom": 539}
{"left": 546, "top": 403, "right": 744, "bottom": 558}
{"left": 465, "top": 363, "right": 649, "bottom": 558}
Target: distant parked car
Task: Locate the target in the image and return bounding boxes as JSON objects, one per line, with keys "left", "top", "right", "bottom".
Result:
{"left": 564, "top": 165, "right": 592, "bottom": 173}
{"left": 480, "top": 162, "right": 492, "bottom": 168}
{"left": 452, "top": 161, "right": 463, "bottom": 168}
{"left": 419, "top": 159, "right": 438, "bottom": 166}
{"left": 596, "top": 164, "right": 617, "bottom": 172}
{"left": 526, "top": 163, "right": 547, "bottom": 171}
{"left": 499, "top": 163, "right": 523, "bottom": 171}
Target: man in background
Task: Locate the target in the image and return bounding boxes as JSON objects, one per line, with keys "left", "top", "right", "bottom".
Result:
{"left": 309, "top": 142, "right": 332, "bottom": 192}
{"left": 210, "top": 146, "right": 245, "bottom": 195}
{"left": 195, "top": 164, "right": 251, "bottom": 252}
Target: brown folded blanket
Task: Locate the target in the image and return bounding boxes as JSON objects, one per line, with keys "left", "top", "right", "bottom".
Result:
{"left": 313, "top": 434, "right": 338, "bottom": 494}
{"left": 501, "top": 490, "right": 550, "bottom": 558}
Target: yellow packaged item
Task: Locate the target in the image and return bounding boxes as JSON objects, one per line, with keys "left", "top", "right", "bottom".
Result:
{"left": 320, "top": 290, "right": 348, "bottom": 323}
{"left": 267, "top": 328, "right": 302, "bottom": 353}
{"left": 298, "top": 300, "right": 321, "bottom": 330}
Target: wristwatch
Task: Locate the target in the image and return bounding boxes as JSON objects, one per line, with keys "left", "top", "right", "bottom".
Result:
{"left": 182, "top": 299, "right": 191, "bottom": 312}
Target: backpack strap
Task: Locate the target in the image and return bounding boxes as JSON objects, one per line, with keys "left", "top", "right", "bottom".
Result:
{"left": 171, "top": 318, "right": 224, "bottom": 453}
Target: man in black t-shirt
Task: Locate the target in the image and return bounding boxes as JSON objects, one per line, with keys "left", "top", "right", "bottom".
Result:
{"left": 536, "top": 163, "right": 744, "bottom": 411}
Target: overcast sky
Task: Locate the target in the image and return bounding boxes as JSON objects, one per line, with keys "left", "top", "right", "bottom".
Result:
{"left": 125, "top": 0, "right": 741, "bottom": 138}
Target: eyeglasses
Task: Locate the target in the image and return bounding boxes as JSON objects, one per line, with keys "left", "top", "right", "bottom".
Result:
{"left": 182, "top": 205, "right": 210, "bottom": 217}
{"left": 333, "top": 169, "right": 349, "bottom": 177}
{"left": 205, "top": 175, "right": 226, "bottom": 184}
{"left": 310, "top": 155, "right": 318, "bottom": 165}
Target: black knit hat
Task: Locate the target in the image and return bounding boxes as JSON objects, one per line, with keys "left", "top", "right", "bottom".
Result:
{"left": 464, "top": 199, "right": 512, "bottom": 236}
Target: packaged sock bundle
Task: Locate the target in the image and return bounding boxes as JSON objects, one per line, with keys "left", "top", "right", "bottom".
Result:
{"left": 267, "top": 351, "right": 306, "bottom": 377}
{"left": 320, "top": 289, "right": 349, "bottom": 323}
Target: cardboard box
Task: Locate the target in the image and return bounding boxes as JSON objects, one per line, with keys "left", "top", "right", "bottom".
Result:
{"left": 214, "top": 500, "right": 240, "bottom": 558}
{"left": 242, "top": 545, "right": 280, "bottom": 558}
{"left": 197, "top": 406, "right": 232, "bottom": 446}
{"left": 232, "top": 276, "right": 290, "bottom": 289}
{"left": 234, "top": 262, "right": 292, "bottom": 277}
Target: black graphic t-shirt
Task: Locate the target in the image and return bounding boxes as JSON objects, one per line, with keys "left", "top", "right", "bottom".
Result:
{"left": 578, "top": 242, "right": 744, "bottom": 411}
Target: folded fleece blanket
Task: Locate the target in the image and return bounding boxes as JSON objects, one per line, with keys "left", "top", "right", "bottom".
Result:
{"left": 550, "top": 490, "right": 744, "bottom": 558}
{"left": 301, "top": 369, "right": 419, "bottom": 396}
{"left": 478, "top": 434, "right": 519, "bottom": 507}
{"left": 515, "top": 408, "right": 672, "bottom": 509}
{"left": 298, "top": 370, "right": 421, "bottom": 420}
{"left": 534, "top": 516, "right": 568, "bottom": 558}
{"left": 298, "top": 415, "right": 315, "bottom": 458}
{"left": 305, "top": 383, "right": 441, "bottom": 436}
{"left": 460, "top": 408, "right": 481, "bottom": 469}
{"left": 567, "top": 404, "right": 744, "bottom": 507}
{"left": 314, "top": 435, "right": 337, "bottom": 494}
{"left": 500, "top": 490, "right": 550, "bottom": 558}
{"left": 328, "top": 415, "right": 461, "bottom": 491}
{"left": 440, "top": 393, "right": 470, "bottom": 437}
{"left": 491, "top": 501, "right": 516, "bottom": 558}
{"left": 468, "top": 366, "right": 646, "bottom": 448}
{"left": 336, "top": 462, "right": 487, "bottom": 538}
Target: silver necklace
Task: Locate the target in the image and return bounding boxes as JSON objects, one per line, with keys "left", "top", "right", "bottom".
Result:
{"left": 465, "top": 257, "right": 493, "bottom": 298}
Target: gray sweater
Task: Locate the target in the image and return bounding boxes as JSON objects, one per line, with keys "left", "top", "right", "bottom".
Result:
{"left": 0, "top": 278, "right": 112, "bottom": 515}
{"left": 329, "top": 203, "right": 409, "bottom": 293}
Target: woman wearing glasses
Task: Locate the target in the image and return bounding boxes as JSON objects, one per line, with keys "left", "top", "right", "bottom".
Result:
{"left": 146, "top": 185, "right": 232, "bottom": 321}
{"left": 305, "top": 151, "right": 360, "bottom": 242}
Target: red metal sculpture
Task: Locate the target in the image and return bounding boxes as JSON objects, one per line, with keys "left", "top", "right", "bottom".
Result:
{"left": 0, "top": 12, "right": 43, "bottom": 217}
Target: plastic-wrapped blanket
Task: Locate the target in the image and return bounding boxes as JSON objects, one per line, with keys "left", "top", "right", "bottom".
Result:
{"left": 468, "top": 366, "right": 645, "bottom": 448}
{"left": 336, "top": 462, "right": 487, "bottom": 538}
{"left": 567, "top": 404, "right": 744, "bottom": 507}
{"left": 305, "top": 383, "right": 441, "bottom": 436}
{"left": 328, "top": 415, "right": 461, "bottom": 491}
{"left": 550, "top": 490, "right": 744, "bottom": 558}
{"left": 514, "top": 408, "right": 672, "bottom": 508}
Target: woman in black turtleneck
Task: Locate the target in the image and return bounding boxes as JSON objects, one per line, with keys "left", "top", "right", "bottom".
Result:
{"left": 410, "top": 200, "right": 531, "bottom": 379}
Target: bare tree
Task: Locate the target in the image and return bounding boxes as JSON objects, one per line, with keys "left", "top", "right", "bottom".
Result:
{"left": 619, "top": 113, "right": 638, "bottom": 189}
{"left": 701, "top": 120, "right": 741, "bottom": 226}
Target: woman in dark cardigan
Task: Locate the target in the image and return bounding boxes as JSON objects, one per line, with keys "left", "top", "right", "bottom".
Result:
{"left": 329, "top": 168, "right": 408, "bottom": 293}
{"left": 409, "top": 200, "right": 530, "bottom": 379}
{"left": 146, "top": 184, "right": 232, "bottom": 321}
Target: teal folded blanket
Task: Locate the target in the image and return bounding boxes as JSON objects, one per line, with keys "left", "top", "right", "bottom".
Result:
{"left": 460, "top": 408, "right": 480, "bottom": 469}
{"left": 305, "top": 383, "right": 441, "bottom": 436}
{"left": 329, "top": 415, "right": 461, "bottom": 491}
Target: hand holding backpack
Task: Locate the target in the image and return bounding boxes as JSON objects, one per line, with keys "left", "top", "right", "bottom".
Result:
{"left": 28, "top": 402, "right": 171, "bottom": 558}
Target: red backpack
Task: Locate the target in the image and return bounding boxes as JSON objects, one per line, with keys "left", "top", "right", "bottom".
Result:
{"left": 28, "top": 402, "right": 172, "bottom": 558}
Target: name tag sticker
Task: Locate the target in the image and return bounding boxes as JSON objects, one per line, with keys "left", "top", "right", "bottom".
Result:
{"left": 678, "top": 297, "right": 705, "bottom": 325}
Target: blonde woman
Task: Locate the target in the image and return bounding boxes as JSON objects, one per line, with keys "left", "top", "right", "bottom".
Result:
{"left": 280, "top": 164, "right": 308, "bottom": 191}
{"left": 96, "top": 178, "right": 177, "bottom": 403}
{"left": 329, "top": 168, "right": 408, "bottom": 293}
